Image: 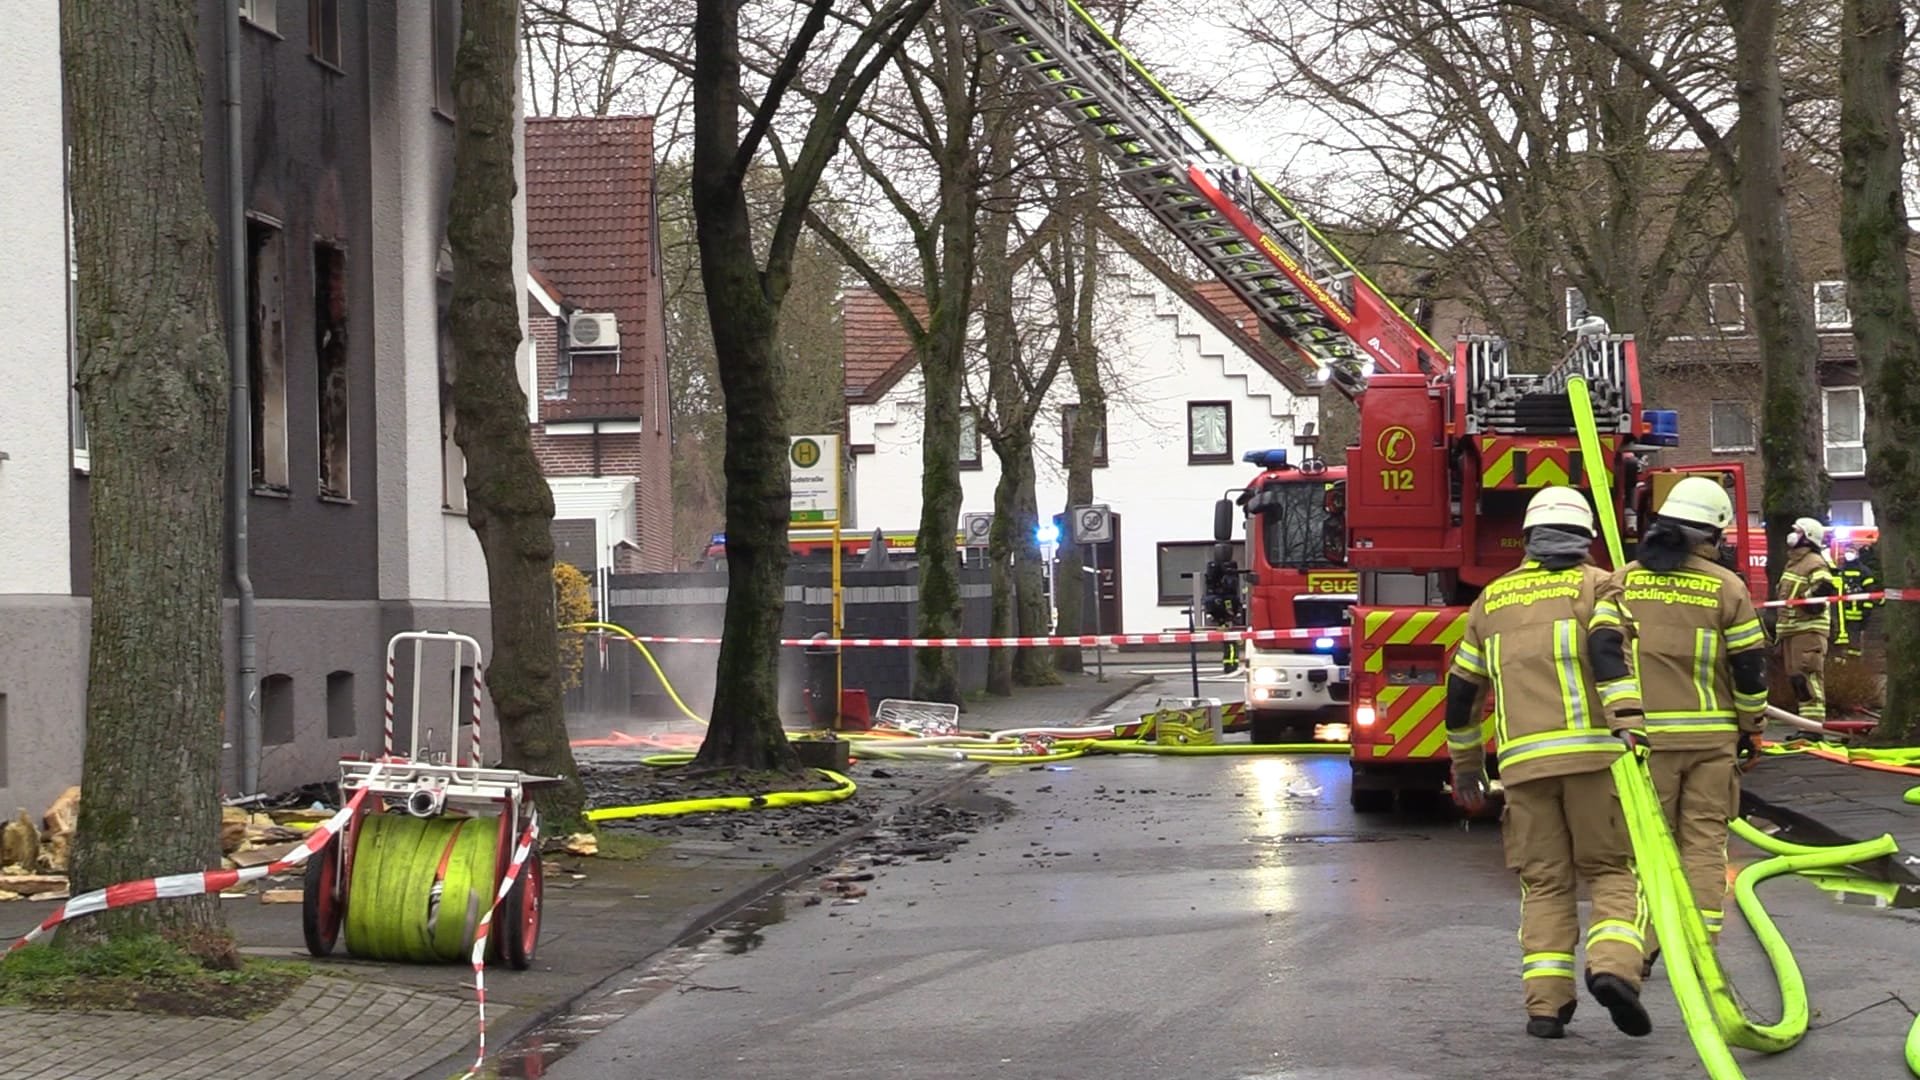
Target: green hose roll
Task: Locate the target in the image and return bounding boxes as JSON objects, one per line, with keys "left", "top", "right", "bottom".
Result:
{"left": 343, "top": 812, "right": 500, "bottom": 963}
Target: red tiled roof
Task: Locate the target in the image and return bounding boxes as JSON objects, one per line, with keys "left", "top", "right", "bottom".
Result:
{"left": 842, "top": 286, "right": 927, "bottom": 401}
{"left": 525, "top": 116, "right": 658, "bottom": 420}
{"left": 1191, "top": 281, "right": 1260, "bottom": 332}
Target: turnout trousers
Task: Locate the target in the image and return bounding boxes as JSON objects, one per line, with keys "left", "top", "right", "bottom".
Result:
{"left": 1646, "top": 745, "right": 1741, "bottom": 949}
{"left": 1779, "top": 631, "right": 1828, "bottom": 722}
{"left": 1503, "top": 768, "right": 1648, "bottom": 1017}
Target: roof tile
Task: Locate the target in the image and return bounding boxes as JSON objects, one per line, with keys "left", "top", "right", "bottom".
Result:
{"left": 525, "top": 116, "right": 659, "bottom": 420}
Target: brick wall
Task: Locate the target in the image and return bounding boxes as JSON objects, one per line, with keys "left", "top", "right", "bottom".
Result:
{"left": 527, "top": 292, "right": 675, "bottom": 571}
{"left": 1638, "top": 359, "right": 1766, "bottom": 508}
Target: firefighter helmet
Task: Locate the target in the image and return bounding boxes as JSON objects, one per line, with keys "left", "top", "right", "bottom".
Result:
{"left": 1792, "top": 517, "right": 1826, "bottom": 547}
{"left": 1656, "top": 476, "right": 1734, "bottom": 531}
{"left": 1523, "top": 486, "right": 1595, "bottom": 536}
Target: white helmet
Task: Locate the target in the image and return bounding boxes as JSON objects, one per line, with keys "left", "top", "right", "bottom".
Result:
{"left": 1792, "top": 517, "right": 1826, "bottom": 548}
{"left": 1657, "top": 476, "right": 1734, "bottom": 531}
{"left": 1524, "top": 486, "right": 1595, "bottom": 536}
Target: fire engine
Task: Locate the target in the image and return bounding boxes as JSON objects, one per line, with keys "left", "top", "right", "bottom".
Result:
{"left": 958, "top": 0, "right": 1763, "bottom": 808}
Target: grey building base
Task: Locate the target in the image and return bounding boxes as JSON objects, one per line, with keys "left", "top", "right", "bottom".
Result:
{"left": 0, "top": 596, "right": 490, "bottom": 816}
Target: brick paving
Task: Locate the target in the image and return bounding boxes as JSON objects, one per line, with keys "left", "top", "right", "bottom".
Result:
{"left": 0, "top": 761, "right": 984, "bottom": 1080}
{"left": 1741, "top": 743, "right": 1920, "bottom": 887}
{"left": 0, "top": 975, "right": 477, "bottom": 1080}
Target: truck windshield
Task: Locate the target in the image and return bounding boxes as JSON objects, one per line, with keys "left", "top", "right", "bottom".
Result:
{"left": 1261, "top": 481, "right": 1338, "bottom": 569}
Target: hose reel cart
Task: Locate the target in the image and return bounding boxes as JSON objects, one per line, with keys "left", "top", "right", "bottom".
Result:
{"left": 302, "top": 631, "right": 560, "bottom": 969}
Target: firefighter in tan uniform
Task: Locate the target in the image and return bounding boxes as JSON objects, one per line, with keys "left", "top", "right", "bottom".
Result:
{"left": 1606, "top": 477, "right": 1769, "bottom": 970}
{"left": 1775, "top": 518, "right": 1838, "bottom": 723}
{"left": 1444, "top": 486, "right": 1651, "bottom": 1041}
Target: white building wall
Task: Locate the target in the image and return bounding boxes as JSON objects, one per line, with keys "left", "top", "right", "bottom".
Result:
{"left": 369, "top": 0, "right": 490, "bottom": 604}
{"left": 849, "top": 267, "right": 1319, "bottom": 634}
{"left": 0, "top": 5, "right": 73, "bottom": 596}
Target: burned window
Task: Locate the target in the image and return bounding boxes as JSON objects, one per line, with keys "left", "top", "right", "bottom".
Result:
{"left": 247, "top": 219, "right": 289, "bottom": 492}
{"left": 309, "top": 0, "right": 341, "bottom": 67}
{"left": 431, "top": 0, "right": 458, "bottom": 116}
{"left": 315, "top": 241, "right": 350, "bottom": 499}
{"left": 439, "top": 279, "right": 466, "bottom": 512}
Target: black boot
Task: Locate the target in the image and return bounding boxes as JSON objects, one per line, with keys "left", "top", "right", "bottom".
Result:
{"left": 1526, "top": 1015, "right": 1566, "bottom": 1039}
{"left": 1558, "top": 1000, "right": 1577, "bottom": 1025}
{"left": 1587, "top": 971, "right": 1652, "bottom": 1037}
{"left": 1641, "top": 947, "right": 1661, "bottom": 981}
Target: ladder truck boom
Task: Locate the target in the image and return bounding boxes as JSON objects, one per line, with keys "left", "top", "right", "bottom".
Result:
{"left": 957, "top": 0, "right": 1443, "bottom": 395}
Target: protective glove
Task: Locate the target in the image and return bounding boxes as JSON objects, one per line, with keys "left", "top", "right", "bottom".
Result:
{"left": 1611, "top": 713, "right": 1651, "bottom": 762}
{"left": 1736, "top": 732, "right": 1760, "bottom": 773}
{"left": 1451, "top": 765, "right": 1489, "bottom": 812}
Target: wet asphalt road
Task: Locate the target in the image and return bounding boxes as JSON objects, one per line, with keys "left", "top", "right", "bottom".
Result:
{"left": 536, "top": 752, "right": 1920, "bottom": 1080}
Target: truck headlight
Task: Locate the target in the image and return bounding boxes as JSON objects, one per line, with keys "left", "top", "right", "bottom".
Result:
{"left": 1251, "top": 667, "right": 1282, "bottom": 685}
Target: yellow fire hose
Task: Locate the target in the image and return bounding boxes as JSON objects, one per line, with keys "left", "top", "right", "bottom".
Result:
{"left": 343, "top": 812, "right": 500, "bottom": 963}
{"left": 565, "top": 621, "right": 709, "bottom": 726}
{"left": 1572, "top": 375, "right": 1916, "bottom": 1075}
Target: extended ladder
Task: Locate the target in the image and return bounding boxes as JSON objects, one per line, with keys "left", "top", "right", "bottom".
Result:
{"left": 958, "top": 0, "right": 1444, "bottom": 396}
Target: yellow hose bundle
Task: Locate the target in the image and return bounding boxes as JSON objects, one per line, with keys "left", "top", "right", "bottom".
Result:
{"left": 344, "top": 812, "right": 499, "bottom": 963}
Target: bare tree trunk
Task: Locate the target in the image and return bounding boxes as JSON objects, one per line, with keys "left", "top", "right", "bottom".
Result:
{"left": 911, "top": 5, "right": 982, "bottom": 706}
{"left": 1839, "top": 0, "right": 1920, "bottom": 745}
{"left": 448, "top": 0, "right": 588, "bottom": 828}
{"left": 689, "top": 0, "right": 801, "bottom": 772}
{"left": 61, "top": 0, "right": 231, "bottom": 955}
{"left": 982, "top": 137, "right": 1018, "bottom": 699}
{"left": 1055, "top": 171, "right": 1102, "bottom": 673}
{"left": 1009, "top": 448, "right": 1057, "bottom": 685}
{"left": 1723, "top": 0, "right": 1828, "bottom": 583}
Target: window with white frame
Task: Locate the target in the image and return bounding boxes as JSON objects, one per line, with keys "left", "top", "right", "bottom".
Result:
{"left": 1187, "top": 401, "right": 1232, "bottom": 464}
{"left": 1814, "top": 281, "right": 1851, "bottom": 329}
{"left": 1563, "top": 286, "right": 1587, "bottom": 331}
{"left": 1708, "top": 400, "right": 1755, "bottom": 453}
{"left": 66, "top": 151, "right": 86, "bottom": 472}
{"left": 240, "top": 0, "right": 277, "bottom": 32}
{"left": 957, "top": 407, "right": 981, "bottom": 469}
{"left": 1822, "top": 386, "right": 1865, "bottom": 477}
{"left": 1708, "top": 282, "right": 1746, "bottom": 331}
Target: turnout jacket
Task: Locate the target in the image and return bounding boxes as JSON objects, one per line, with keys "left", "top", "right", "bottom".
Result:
{"left": 1776, "top": 548, "right": 1837, "bottom": 636}
{"left": 1444, "top": 559, "right": 1642, "bottom": 786}
{"left": 1606, "top": 550, "right": 1770, "bottom": 747}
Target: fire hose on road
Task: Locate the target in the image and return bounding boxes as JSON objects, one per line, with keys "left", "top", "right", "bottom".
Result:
{"left": 1569, "top": 374, "right": 1918, "bottom": 1076}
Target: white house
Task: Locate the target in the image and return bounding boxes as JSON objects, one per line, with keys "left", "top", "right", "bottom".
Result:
{"left": 845, "top": 256, "right": 1324, "bottom": 636}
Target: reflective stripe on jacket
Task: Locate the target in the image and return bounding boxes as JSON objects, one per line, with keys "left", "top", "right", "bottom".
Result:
{"left": 1449, "top": 560, "right": 1632, "bottom": 786}
{"left": 1609, "top": 551, "right": 1768, "bottom": 749}
{"left": 1776, "top": 548, "right": 1835, "bottom": 635}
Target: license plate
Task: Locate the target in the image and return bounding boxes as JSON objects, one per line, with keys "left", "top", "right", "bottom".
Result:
{"left": 1337, "top": 666, "right": 1350, "bottom": 681}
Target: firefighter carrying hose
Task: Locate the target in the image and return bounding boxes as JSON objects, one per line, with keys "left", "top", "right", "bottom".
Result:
{"left": 1775, "top": 518, "right": 1838, "bottom": 724}
{"left": 1609, "top": 477, "right": 1769, "bottom": 972}
{"left": 1444, "top": 486, "right": 1652, "bottom": 1041}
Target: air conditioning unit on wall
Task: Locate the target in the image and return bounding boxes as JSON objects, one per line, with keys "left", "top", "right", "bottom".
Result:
{"left": 568, "top": 312, "right": 620, "bottom": 351}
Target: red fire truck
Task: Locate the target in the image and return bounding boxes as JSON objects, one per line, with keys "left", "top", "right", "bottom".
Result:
{"left": 1219, "top": 451, "right": 1355, "bottom": 745}
{"left": 961, "top": 0, "right": 1763, "bottom": 809}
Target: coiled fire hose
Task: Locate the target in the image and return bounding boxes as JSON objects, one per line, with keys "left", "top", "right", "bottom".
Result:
{"left": 343, "top": 812, "right": 501, "bottom": 963}
{"left": 1570, "top": 374, "right": 1916, "bottom": 1075}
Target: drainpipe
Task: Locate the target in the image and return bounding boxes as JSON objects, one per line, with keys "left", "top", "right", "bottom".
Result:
{"left": 225, "top": 3, "right": 260, "bottom": 795}
{"left": 592, "top": 420, "right": 602, "bottom": 477}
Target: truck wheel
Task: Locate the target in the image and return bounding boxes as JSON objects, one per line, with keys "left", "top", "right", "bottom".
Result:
{"left": 1350, "top": 786, "right": 1395, "bottom": 814}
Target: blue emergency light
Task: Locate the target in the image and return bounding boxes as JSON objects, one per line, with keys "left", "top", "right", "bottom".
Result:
{"left": 1313, "top": 636, "right": 1336, "bottom": 652}
{"left": 1036, "top": 522, "right": 1061, "bottom": 544}
{"left": 1242, "top": 448, "right": 1290, "bottom": 469}
{"left": 1640, "top": 410, "right": 1681, "bottom": 447}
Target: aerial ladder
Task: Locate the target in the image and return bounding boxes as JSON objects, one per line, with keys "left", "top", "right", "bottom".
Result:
{"left": 955, "top": 0, "right": 1649, "bottom": 439}
{"left": 958, "top": 0, "right": 1716, "bottom": 805}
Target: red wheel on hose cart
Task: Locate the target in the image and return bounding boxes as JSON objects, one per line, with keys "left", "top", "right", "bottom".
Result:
{"left": 302, "top": 836, "right": 342, "bottom": 957}
{"left": 500, "top": 854, "right": 543, "bottom": 970}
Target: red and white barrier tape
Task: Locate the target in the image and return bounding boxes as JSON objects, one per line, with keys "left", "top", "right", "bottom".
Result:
{"left": 6, "top": 786, "right": 372, "bottom": 955}
{"left": 454, "top": 808, "right": 540, "bottom": 1080}
{"left": 584, "top": 627, "right": 1351, "bottom": 648}
{"left": 1759, "top": 589, "right": 1890, "bottom": 609}
{"left": 10, "top": 784, "right": 542, "bottom": 1080}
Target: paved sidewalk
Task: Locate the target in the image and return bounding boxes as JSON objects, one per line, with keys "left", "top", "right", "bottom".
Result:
{"left": 957, "top": 668, "right": 1153, "bottom": 729}
{"left": 0, "top": 760, "right": 985, "bottom": 1080}
{"left": 1741, "top": 745, "right": 1920, "bottom": 888}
